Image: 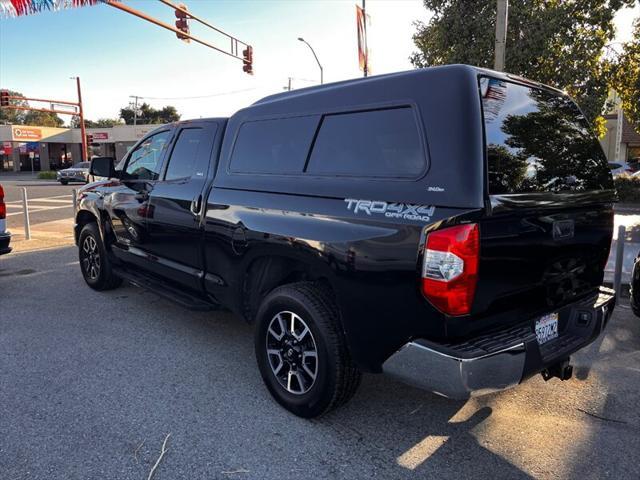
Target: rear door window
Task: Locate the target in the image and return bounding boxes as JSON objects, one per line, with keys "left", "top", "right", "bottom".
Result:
{"left": 480, "top": 77, "right": 613, "bottom": 194}
{"left": 306, "top": 107, "right": 425, "bottom": 178}
{"left": 164, "top": 127, "right": 206, "bottom": 180}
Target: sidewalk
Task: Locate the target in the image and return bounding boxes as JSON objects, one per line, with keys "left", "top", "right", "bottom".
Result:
{"left": 9, "top": 218, "right": 75, "bottom": 253}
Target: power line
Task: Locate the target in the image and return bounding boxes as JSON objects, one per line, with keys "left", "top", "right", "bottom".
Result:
{"left": 130, "top": 87, "right": 260, "bottom": 102}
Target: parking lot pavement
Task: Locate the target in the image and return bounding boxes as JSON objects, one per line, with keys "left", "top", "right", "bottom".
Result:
{"left": 1, "top": 247, "right": 639, "bottom": 480}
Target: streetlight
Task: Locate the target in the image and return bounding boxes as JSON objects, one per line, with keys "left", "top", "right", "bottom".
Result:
{"left": 298, "top": 37, "right": 323, "bottom": 85}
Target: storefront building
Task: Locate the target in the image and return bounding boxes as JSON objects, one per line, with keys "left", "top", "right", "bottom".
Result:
{"left": 601, "top": 113, "right": 640, "bottom": 164}
{"left": 0, "top": 123, "right": 161, "bottom": 172}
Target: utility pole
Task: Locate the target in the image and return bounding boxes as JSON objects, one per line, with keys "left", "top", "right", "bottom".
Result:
{"left": 363, "top": 0, "right": 368, "bottom": 77}
{"left": 494, "top": 0, "right": 508, "bottom": 71}
{"left": 129, "top": 95, "right": 142, "bottom": 126}
{"left": 72, "top": 76, "right": 88, "bottom": 162}
{"left": 284, "top": 77, "right": 292, "bottom": 91}
{"left": 614, "top": 93, "right": 624, "bottom": 163}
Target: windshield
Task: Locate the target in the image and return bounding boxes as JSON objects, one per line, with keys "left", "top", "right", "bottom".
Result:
{"left": 480, "top": 77, "right": 613, "bottom": 195}
{"left": 74, "top": 162, "right": 90, "bottom": 169}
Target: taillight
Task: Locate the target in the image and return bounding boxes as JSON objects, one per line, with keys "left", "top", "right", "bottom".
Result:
{"left": 421, "top": 223, "right": 479, "bottom": 316}
{"left": 0, "top": 184, "right": 5, "bottom": 220}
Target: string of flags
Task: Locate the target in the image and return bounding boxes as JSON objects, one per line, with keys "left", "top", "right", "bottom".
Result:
{"left": 0, "top": 0, "right": 116, "bottom": 18}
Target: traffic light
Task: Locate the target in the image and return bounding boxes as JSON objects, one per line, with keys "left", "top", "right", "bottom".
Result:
{"left": 174, "top": 4, "right": 190, "bottom": 42}
{"left": 0, "top": 90, "right": 9, "bottom": 107}
{"left": 86, "top": 134, "right": 93, "bottom": 145}
{"left": 242, "top": 46, "right": 253, "bottom": 75}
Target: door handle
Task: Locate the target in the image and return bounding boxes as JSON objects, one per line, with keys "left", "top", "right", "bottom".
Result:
{"left": 190, "top": 194, "right": 203, "bottom": 216}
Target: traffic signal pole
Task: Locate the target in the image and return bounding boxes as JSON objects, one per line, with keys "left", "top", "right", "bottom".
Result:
{"left": 105, "top": 0, "right": 252, "bottom": 71}
{"left": 75, "top": 77, "right": 88, "bottom": 162}
{"left": 1, "top": 83, "right": 89, "bottom": 161}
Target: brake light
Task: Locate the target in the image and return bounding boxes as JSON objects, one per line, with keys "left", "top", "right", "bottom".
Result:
{"left": 0, "top": 184, "right": 5, "bottom": 220}
{"left": 421, "top": 223, "right": 479, "bottom": 316}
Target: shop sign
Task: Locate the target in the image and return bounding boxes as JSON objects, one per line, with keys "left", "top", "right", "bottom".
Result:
{"left": 93, "top": 132, "right": 109, "bottom": 140}
{"left": 12, "top": 126, "right": 42, "bottom": 141}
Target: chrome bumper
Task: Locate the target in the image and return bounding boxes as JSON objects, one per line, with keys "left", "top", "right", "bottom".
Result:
{"left": 382, "top": 341, "right": 526, "bottom": 400}
{"left": 383, "top": 287, "right": 616, "bottom": 400}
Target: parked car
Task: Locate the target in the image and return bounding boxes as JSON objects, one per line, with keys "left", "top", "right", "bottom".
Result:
{"left": 608, "top": 161, "right": 639, "bottom": 177}
{"left": 0, "top": 183, "right": 11, "bottom": 256}
{"left": 77, "top": 65, "right": 616, "bottom": 418}
{"left": 631, "top": 252, "right": 640, "bottom": 317}
{"left": 57, "top": 162, "right": 90, "bottom": 185}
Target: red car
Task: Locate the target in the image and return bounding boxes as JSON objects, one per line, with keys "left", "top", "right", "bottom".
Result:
{"left": 0, "top": 184, "right": 11, "bottom": 256}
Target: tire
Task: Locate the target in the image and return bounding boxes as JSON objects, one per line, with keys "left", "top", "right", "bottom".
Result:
{"left": 254, "top": 282, "right": 362, "bottom": 418}
{"left": 60, "top": 180, "right": 68, "bottom": 185}
{"left": 78, "top": 222, "right": 122, "bottom": 291}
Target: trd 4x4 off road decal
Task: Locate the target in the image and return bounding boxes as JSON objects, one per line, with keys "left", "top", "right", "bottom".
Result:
{"left": 345, "top": 199, "right": 435, "bottom": 222}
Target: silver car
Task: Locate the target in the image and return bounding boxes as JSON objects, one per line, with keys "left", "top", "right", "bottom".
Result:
{"left": 57, "top": 162, "right": 90, "bottom": 185}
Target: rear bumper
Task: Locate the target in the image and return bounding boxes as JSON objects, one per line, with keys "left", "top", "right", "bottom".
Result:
{"left": 382, "top": 286, "right": 616, "bottom": 399}
{"left": 0, "top": 231, "right": 12, "bottom": 255}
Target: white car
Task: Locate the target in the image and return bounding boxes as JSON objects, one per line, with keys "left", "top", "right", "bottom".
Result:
{"left": 56, "top": 162, "right": 91, "bottom": 185}
{"left": 0, "top": 183, "right": 11, "bottom": 256}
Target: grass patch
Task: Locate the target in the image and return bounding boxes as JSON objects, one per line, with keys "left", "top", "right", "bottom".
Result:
{"left": 37, "top": 171, "right": 57, "bottom": 180}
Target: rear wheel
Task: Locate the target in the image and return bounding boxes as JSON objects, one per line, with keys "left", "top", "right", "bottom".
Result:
{"left": 255, "top": 282, "right": 361, "bottom": 418}
{"left": 78, "top": 222, "right": 122, "bottom": 290}
{"left": 60, "top": 180, "right": 68, "bottom": 185}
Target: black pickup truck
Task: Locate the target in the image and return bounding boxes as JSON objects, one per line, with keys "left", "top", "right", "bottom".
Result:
{"left": 77, "top": 65, "right": 616, "bottom": 417}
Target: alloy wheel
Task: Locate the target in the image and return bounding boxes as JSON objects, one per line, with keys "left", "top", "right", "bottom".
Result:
{"left": 81, "top": 235, "right": 101, "bottom": 281}
{"left": 265, "top": 311, "right": 318, "bottom": 395}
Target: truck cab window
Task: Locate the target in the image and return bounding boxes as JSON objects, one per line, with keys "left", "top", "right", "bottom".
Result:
{"left": 164, "top": 128, "right": 204, "bottom": 180}
{"left": 124, "top": 130, "right": 172, "bottom": 181}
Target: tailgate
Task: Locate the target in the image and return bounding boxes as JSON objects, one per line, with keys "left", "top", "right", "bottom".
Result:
{"left": 474, "top": 201, "right": 613, "bottom": 317}
{"left": 474, "top": 76, "right": 615, "bottom": 322}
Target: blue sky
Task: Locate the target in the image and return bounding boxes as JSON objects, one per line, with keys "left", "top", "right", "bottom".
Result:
{"left": 0, "top": 0, "right": 637, "bottom": 123}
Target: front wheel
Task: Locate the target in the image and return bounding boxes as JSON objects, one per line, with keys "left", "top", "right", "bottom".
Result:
{"left": 60, "top": 180, "right": 68, "bottom": 185}
{"left": 78, "top": 222, "right": 122, "bottom": 290}
{"left": 254, "top": 282, "right": 361, "bottom": 418}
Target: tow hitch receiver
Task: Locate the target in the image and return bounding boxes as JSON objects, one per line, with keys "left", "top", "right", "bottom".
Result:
{"left": 541, "top": 358, "right": 573, "bottom": 381}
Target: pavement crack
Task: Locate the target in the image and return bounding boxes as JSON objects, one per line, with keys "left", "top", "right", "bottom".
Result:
{"left": 576, "top": 407, "right": 628, "bottom": 424}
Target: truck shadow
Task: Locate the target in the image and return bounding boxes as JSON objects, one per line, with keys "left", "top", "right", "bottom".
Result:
{"left": 3, "top": 245, "right": 637, "bottom": 479}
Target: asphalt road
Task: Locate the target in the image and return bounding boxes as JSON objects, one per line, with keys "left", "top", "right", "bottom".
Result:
{"left": 0, "top": 179, "right": 79, "bottom": 230}
{"left": 1, "top": 246, "right": 639, "bottom": 480}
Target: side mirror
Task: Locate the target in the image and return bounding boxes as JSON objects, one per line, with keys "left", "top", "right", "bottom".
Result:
{"left": 90, "top": 157, "right": 115, "bottom": 178}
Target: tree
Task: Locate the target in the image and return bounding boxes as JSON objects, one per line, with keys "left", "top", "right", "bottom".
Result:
{"left": 0, "top": 90, "right": 62, "bottom": 127}
{"left": 610, "top": 18, "right": 640, "bottom": 132}
{"left": 23, "top": 110, "right": 64, "bottom": 127}
{"left": 71, "top": 116, "right": 123, "bottom": 128}
{"left": 0, "top": 90, "right": 27, "bottom": 125}
{"left": 411, "top": 0, "right": 636, "bottom": 131}
{"left": 119, "top": 102, "right": 180, "bottom": 125}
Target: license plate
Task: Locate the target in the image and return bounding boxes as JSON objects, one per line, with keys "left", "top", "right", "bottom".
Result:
{"left": 535, "top": 313, "right": 559, "bottom": 345}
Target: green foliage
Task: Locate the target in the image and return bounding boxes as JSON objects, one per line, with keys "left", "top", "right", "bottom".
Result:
{"left": 614, "top": 174, "right": 640, "bottom": 203}
{"left": 411, "top": 0, "right": 636, "bottom": 124}
{"left": 119, "top": 103, "right": 181, "bottom": 125}
{"left": 71, "top": 116, "right": 124, "bottom": 128}
{"left": 0, "top": 90, "right": 63, "bottom": 127}
{"left": 0, "top": 90, "right": 27, "bottom": 125}
{"left": 23, "top": 110, "right": 64, "bottom": 127}
{"left": 37, "top": 171, "right": 58, "bottom": 180}
{"left": 610, "top": 19, "right": 640, "bottom": 133}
